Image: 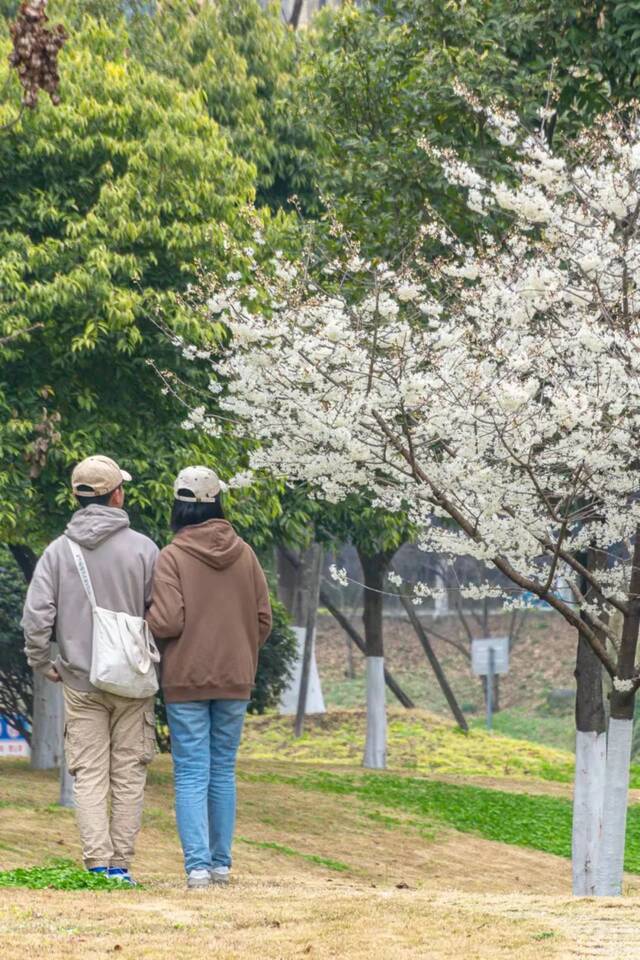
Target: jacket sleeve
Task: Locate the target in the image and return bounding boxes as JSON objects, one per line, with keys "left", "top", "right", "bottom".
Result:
{"left": 21, "top": 547, "right": 58, "bottom": 675}
{"left": 145, "top": 548, "right": 185, "bottom": 641}
{"left": 143, "top": 540, "right": 160, "bottom": 610}
{"left": 251, "top": 551, "right": 272, "bottom": 647}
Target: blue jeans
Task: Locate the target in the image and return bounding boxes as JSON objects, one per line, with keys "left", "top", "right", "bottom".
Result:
{"left": 166, "top": 699, "right": 248, "bottom": 874}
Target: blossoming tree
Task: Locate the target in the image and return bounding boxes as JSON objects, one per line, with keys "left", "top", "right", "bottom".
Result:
{"left": 180, "top": 102, "right": 640, "bottom": 897}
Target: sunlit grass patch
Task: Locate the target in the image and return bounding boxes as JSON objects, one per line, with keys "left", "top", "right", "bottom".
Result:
{"left": 241, "top": 709, "right": 577, "bottom": 782}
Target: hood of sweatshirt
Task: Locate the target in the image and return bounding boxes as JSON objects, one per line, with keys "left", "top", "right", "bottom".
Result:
{"left": 173, "top": 519, "right": 244, "bottom": 570}
{"left": 65, "top": 505, "right": 131, "bottom": 550}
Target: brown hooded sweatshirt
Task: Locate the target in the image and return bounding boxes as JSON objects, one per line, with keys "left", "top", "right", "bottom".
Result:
{"left": 146, "top": 520, "right": 272, "bottom": 703}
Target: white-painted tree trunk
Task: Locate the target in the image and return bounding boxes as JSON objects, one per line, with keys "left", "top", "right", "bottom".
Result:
{"left": 279, "top": 626, "right": 325, "bottom": 715}
{"left": 30, "top": 670, "right": 64, "bottom": 770}
{"left": 595, "top": 718, "right": 634, "bottom": 896}
{"left": 363, "top": 657, "right": 386, "bottom": 769}
{"left": 572, "top": 730, "right": 606, "bottom": 896}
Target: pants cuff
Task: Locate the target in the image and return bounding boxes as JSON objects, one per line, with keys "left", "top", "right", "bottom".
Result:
{"left": 84, "top": 858, "right": 109, "bottom": 869}
{"left": 110, "top": 858, "right": 129, "bottom": 869}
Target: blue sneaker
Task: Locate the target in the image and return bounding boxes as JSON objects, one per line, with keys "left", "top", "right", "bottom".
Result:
{"left": 88, "top": 866, "right": 108, "bottom": 877}
{"left": 107, "top": 867, "right": 137, "bottom": 886}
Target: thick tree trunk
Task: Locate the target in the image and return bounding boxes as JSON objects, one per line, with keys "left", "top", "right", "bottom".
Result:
{"left": 31, "top": 668, "right": 63, "bottom": 770}
{"left": 364, "top": 657, "right": 386, "bottom": 768}
{"left": 9, "top": 544, "right": 67, "bottom": 773}
{"left": 359, "top": 549, "right": 393, "bottom": 770}
{"left": 595, "top": 715, "right": 633, "bottom": 896}
{"left": 573, "top": 635, "right": 606, "bottom": 896}
{"left": 595, "top": 530, "right": 640, "bottom": 896}
{"left": 276, "top": 544, "right": 302, "bottom": 618}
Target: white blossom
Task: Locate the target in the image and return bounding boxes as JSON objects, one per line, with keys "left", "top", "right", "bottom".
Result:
{"left": 329, "top": 564, "right": 349, "bottom": 587}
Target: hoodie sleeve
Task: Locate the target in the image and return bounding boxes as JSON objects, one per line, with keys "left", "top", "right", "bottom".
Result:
{"left": 145, "top": 548, "right": 185, "bottom": 641}
{"left": 251, "top": 550, "right": 272, "bottom": 647}
{"left": 22, "top": 547, "right": 58, "bottom": 675}
{"left": 143, "top": 540, "right": 160, "bottom": 609}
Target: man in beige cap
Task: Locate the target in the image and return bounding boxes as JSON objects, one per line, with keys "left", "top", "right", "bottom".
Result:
{"left": 22, "top": 455, "right": 159, "bottom": 885}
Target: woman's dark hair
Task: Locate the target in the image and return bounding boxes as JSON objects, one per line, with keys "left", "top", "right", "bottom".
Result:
{"left": 171, "top": 490, "right": 224, "bottom": 532}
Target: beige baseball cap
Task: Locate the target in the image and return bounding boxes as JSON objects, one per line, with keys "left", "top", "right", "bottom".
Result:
{"left": 174, "top": 466, "right": 224, "bottom": 502}
{"left": 71, "top": 455, "right": 132, "bottom": 497}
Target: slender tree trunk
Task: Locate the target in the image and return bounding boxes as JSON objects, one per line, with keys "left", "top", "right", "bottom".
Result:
{"left": 573, "top": 635, "right": 606, "bottom": 896}
{"left": 358, "top": 548, "right": 393, "bottom": 770}
{"left": 395, "top": 581, "right": 468, "bottom": 732}
{"left": 595, "top": 531, "right": 640, "bottom": 896}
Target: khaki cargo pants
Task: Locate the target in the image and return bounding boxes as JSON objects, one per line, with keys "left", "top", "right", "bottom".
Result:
{"left": 63, "top": 686, "right": 156, "bottom": 870}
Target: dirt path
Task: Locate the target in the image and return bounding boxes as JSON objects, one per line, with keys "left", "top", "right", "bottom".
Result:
{"left": 437, "top": 891, "right": 640, "bottom": 960}
{"left": 3, "top": 880, "right": 640, "bottom": 959}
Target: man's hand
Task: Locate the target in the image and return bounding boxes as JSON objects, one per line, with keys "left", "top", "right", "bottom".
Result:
{"left": 43, "top": 667, "right": 62, "bottom": 683}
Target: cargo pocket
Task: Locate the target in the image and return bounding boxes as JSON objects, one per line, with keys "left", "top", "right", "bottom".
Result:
{"left": 142, "top": 711, "right": 157, "bottom": 764}
{"left": 63, "top": 722, "right": 80, "bottom": 776}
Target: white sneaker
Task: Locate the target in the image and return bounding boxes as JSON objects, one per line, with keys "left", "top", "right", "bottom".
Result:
{"left": 187, "top": 868, "right": 211, "bottom": 890}
{"left": 210, "top": 866, "right": 230, "bottom": 886}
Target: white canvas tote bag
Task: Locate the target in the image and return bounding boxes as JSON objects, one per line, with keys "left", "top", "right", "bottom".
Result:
{"left": 66, "top": 536, "right": 159, "bottom": 699}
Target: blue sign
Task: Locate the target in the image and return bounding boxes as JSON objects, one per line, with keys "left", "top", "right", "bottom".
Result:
{"left": 0, "top": 715, "right": 30, "bottom": 757}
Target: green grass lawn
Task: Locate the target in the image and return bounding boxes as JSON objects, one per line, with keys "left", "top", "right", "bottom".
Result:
{"left": 240, "top": 766, "right": 640, "bottom": 873}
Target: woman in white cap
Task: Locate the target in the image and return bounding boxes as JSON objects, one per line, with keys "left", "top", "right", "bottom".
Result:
{"left": 146, "top": 467, "right": 272, "bottom": 889}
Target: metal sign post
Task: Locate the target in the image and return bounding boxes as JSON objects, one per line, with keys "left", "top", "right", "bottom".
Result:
{"left": 486, "top": 647, "right": 495, "bottom": 730}
{"left": 471, "top": 637, "right": 509, "bottom": 731}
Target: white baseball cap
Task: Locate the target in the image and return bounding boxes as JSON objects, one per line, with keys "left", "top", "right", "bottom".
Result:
{"left": 173, "top": 466, "right": 225, "bottom": 503}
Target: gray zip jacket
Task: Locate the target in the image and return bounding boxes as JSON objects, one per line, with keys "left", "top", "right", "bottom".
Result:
{"left": 22, "top": 505, "right": 159, "bottom": 692}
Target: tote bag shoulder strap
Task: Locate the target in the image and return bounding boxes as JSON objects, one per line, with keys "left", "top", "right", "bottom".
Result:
{"left": 65, "top": 536, "right": 97, "bottom": 610}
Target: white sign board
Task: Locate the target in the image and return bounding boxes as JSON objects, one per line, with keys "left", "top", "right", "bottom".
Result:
{"left": 471, "top": 637, "right": 510, "bottom": 676}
